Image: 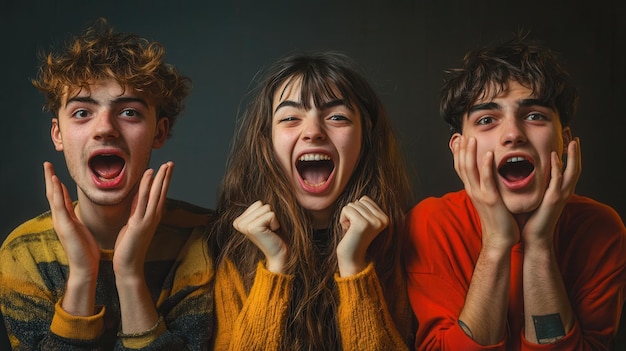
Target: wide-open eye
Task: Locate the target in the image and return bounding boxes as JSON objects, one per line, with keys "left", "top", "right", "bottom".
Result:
{"left": 476, "top": 116, "right": 496, "bottom": 125}
{"left": 121, "top": 109, "right": 139, "bottom": 118}
{"left": 73, "top": 109, "right": 91, "bottom": 119}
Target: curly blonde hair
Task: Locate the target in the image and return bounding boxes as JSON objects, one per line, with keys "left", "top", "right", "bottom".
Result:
{"left": 33, "top": 18, "right": 190, "bottom": 134}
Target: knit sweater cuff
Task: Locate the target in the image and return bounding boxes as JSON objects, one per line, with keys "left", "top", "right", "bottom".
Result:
{"left": 248, "top": 261, "right": 293, "bottom": 312}
{"left": 335, "top": 262, "right": 384, "bottom": 331}
{"left": 335, "top": 262, "right": 407, "bottom": 349}
{"left": 51, "top": 299, "right": 104, "bottom": 340}
{"left": 232, "top": 262, "right": 293, "bottom": 347}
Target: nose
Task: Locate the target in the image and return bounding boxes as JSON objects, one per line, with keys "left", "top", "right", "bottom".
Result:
{"left": 93, "top": 111, "right": 120, "bottom": 140}
{"left": 500, "top": 117, "right": 527, "bottom": 146}
{"left": 301, "top": 118, "right": 326, "bottom": 142}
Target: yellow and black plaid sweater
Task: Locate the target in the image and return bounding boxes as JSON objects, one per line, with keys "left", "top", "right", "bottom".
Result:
{"left": 0, "top": 199, "right": 214, "bottom": 351}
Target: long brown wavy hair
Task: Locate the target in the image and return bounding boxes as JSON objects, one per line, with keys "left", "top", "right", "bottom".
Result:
{"left": 211, "top": 51, "right": 412, "bottom": 350}
{"left": 32, "top": 18, "right": 190, "bottom": 136}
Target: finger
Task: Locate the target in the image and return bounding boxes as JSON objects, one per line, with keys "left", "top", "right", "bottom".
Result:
{"left": 238, "top": 210, "right": 280, "bottom": 238}
{"left": 135, "top": 168, "right": 155, "bottom": 220}
{"left": 453, "top": 135, "right": 469, "bottom": 183}
{"left": 562, "top": 138, "right": 581, "bottom": 191}
{"left": 463, "top": 137, "right": 482, "bottom": 189}
{"left": 547, "top": 151, "right": 564, "bottom": 195}
{"left": 145, "top": 162, "right": 173, "bottom": 218}
{"left": 59, "top": 181, "right": 78, "bottom": 222}
{"left": 233, "top": 201, "right": 264, "bottom": 229}
{"left": 339, "top": 203, "right": 359, "bottom": 233}
{"left": 356, "top": 196, "right": 389, "bottom": 227}
{"left": 44, "top": 162, "right": 71, "bottom": 221}
{"left": 156, "top": 162, "right": 173, "bottom": 211}
{"left": 44, "top": 162, "right": 56, "bottom": 203}
{"left": 451, "top": 137, "right": 463, "bottom": 179}
{"left": 479, "top": 150, "right": 496, "bottom": 193}
{"left": 233, "top": 202, "right": 273, "bottom": 233}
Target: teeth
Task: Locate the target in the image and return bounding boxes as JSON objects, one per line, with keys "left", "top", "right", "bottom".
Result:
{"left": 506, "top": 156, "right": 526, "bottom": 163}
{"left": 299, "top": 153, "right": 331, "bottom": 161}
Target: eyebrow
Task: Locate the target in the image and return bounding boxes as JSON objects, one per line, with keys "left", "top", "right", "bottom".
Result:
{"left": 468, "top": 98, "right": 554, "bottom": 114}
{"left": 65, "top": 96, "right": 149, "bottom": 108}
{"left": 273, "top": 99, "right": 348, "bottom": 114}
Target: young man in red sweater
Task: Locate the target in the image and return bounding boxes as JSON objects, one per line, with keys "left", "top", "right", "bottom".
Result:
{"left": 405, "top": 36, "right": 626, "bottom": 351}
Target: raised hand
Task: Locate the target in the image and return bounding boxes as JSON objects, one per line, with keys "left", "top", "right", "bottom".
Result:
{"left": 113, "top": 162, "right": 173, "bottom": 277}
{"left": 44, "top": 161, "right": 100, "bottom": 315}
{"left": 233, "top": 201, "right": 287, "bottom": 273}
{"left": 451, "top": 135, "right": 519, "bottom": 250}
{"left": 521, "top": 138, "right": 581, "bottom": 247}
{"left": 336, "top": 196, "right": 389, "bottom": 277}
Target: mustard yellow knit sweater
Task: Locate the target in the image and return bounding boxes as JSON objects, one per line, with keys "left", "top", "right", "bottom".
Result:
{"left": 214, "top": 258, "right": 414, "bottom": 350}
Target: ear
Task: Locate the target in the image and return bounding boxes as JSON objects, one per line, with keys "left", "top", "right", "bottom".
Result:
{"left": 50, "top": 118, "right": 64, "bottom": 151}
{"left": 449, "top": 132, "right": 462, "bottom": 153}
{"left": 152, "top": 117, "right": 170, "bottom": 149}
{"left": 561, "top": 126, "right": 573, "bottom": 155}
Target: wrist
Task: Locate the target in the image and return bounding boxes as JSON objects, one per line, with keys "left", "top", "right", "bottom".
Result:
{"left": 63, "top": 276, "right": 98, "bottom": 316}
{"left": 265, "top": 248, "right": 288, "bottom": 274}
{"left": 114, "top": 271, "right": 146, "bottom": 290}
{"left": 336, "top": 254, "right": 367, "bottom": 277}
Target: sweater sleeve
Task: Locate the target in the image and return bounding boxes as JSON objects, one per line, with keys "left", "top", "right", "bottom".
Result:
{"left": 213, "top": 260, "right": 293, "bottom": 351}
{"left": 406, "top": 193, "right": 626, "bottom": 351}
{"left": 335, "top": 262, "right": 410, "bottom": 350}
{"left": 117, "top": 227, "right": 215, "bottom": 351}
{"left": 405, "top": 196, "right": 508, "bottom": 351}
{"left": 1, "top": 219, "right": 214, "bottom": 351}
{"left": 0, "top": 230, "right": 106, "bottom": 350}
{"left": 518, "top": 198, "right": 626, "bottom": 351}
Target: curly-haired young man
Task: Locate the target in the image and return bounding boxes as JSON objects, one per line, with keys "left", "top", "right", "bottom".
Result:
{"left": 0, "top": 19, "right": 213, "bottom": 350}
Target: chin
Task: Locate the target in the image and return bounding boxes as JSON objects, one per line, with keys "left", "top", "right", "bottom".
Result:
{"left": 503, "top": 197, "right": 541, "bottom": 216}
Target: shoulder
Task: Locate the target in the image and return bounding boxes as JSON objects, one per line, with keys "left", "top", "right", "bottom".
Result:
{"left": 0, "top": 211, "right": 64, "bottom": 269}
{"left": 161, "top": 198, "right": 215, "bottom": 229}
{"left": 406, "top": 190, "right": 481, "bottom": 247}
{"left": 1, "top": 210, "right": 57, "bottom": 251}
{"left": 557, "top": 194, "right": 626, "bottom": 251}
{"left": 408, "top": 190, "right": 476, "bottom": 223}
{"left": 562, "top": 195, "right": 625, "bottom": 230}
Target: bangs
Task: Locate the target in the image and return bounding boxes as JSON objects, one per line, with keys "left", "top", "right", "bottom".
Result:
{"left": 285, "top": 70, "right": 356, "bottom": 111}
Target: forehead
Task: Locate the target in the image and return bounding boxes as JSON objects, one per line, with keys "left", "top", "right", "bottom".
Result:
{"left": 61, "top": 80, "right": 145, "bottom": 105}
{"left": 272, "top": 75, "right": 347, "bottom": 110}
{"left": 273, "top": 77, "right": 303, "bottom": 106}
{"left": 473, "top": 80, "right": 536, "bottom": 105}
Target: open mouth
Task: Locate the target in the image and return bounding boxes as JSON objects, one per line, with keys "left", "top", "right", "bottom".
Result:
{"left": 498, "top": 156, "right": 534, "bottom": 182}
{"left": 296, "top": 153, "right": 335, "bottom": 187}
{"left": 89, "top": 154, "right": 125, "bottom": 181}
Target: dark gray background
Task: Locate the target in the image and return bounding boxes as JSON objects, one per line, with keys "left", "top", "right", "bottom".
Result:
{"left": 1, "top": 0, "right": 624, "bottom": 241}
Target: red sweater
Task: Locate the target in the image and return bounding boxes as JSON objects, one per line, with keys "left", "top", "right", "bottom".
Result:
{"left": 405, "top": 190, "right": 626, "bottom": 351}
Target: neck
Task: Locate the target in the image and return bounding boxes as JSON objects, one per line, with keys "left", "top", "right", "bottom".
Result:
{"left": 75, "top": 193, "right": 134, "bottom": 250}
{"left": 310, "top": 207, "right": 332, "bottom": 230}
{"left": 514, "top": 213, "right": 530, "bottom": 230}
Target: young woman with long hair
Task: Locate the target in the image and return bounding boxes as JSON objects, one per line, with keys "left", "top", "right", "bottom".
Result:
{"left": 211, "top": 51, "right": 414, "bottom": 350}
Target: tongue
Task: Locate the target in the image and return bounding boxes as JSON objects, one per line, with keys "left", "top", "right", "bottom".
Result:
{"left": 500, "top": 162, "right": 533, "bottom": 182}
{"left": 301, "top": 167, "right": 329, "bottom": 185}
{"left": 92, "top": 156, "right": 124, "bottom": 179}
{"left": 504, "top": 172, "right": 527, "bottom": 182}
